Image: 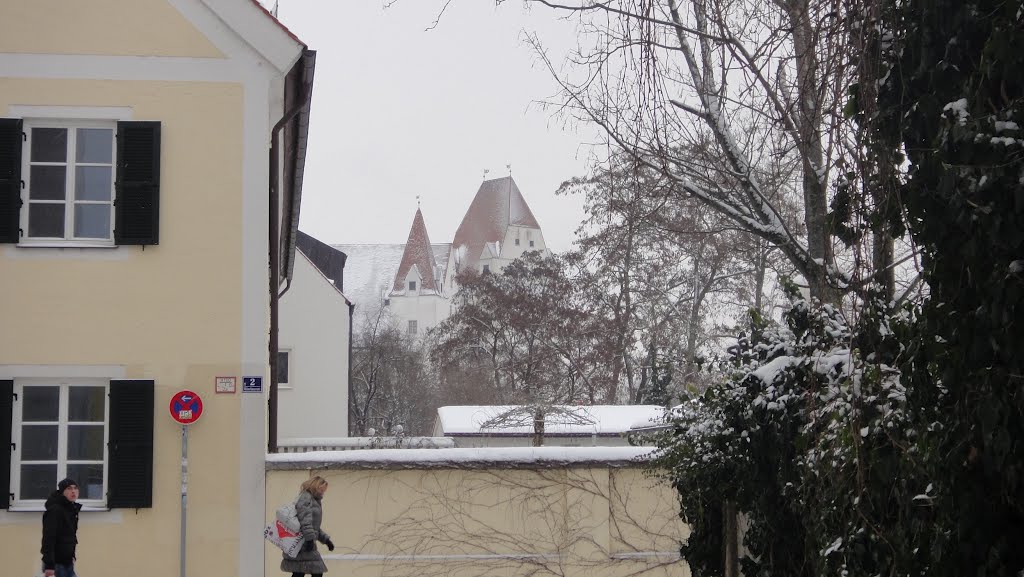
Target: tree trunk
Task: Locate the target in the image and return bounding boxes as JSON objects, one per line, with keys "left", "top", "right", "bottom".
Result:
{"left": 532, "top": 407, "right": 545, "bottom": 447}
{"left": 723, "top": 500, "right": 739, "bottom": 577}
{"left": 856, "top": 0, "right": 897, "bottom": 300}
{"left": 753, "top": 240, "right": 767, "bottom": 312}
{"left": 789, "top": 0, "right": 838, "bottom": 304}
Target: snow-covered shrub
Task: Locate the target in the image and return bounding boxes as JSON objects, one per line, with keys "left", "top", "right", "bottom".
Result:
{"left": 651, "top": 288, "right": 941, "bottom": 577}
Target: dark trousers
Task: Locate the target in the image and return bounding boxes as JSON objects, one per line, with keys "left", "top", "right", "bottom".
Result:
{"left": 290, "top": 573, "right": 323, "bottom": 577}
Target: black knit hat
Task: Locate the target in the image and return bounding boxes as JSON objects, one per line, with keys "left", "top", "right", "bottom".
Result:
{"left": 57, "top": 478, "right": 78, "bottom": 491}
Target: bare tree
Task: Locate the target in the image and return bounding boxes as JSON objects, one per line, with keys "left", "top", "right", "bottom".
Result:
{"left": 505, "top": 0, "right": 879, "bottom": 303}
{"left": 341, "top": 467, "right": 686, "bottom": 577}
{"left": 350, "top": 303, "right": 436, "bottom": 435}
{"left": 431, "top": 252, "right": 619, "bottom": 409}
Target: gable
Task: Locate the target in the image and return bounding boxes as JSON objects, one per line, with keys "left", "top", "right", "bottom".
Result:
{"left": 0, "top": 0, "right": 224, "bottom": 58}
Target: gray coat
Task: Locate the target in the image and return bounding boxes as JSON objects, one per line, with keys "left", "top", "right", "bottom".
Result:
{"left": 280, "top": 490, "right": 330, "bottom": 574}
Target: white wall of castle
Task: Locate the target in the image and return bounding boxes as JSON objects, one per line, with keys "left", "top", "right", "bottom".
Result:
{"left": 389, "top": 266, "right": 454, "bottom": 336}
{"left": 478, "top": 225, "right": 548, "bottom": 274}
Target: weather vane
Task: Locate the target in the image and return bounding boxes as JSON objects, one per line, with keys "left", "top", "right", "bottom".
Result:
{"left": 416, "top": 194, "right": 420, "bottom": 208}
{"left": 507, "top": 163, "right": 512, "bottom": 177}
{"left": 483, "top": 168, "right": 489, "bottom": 180}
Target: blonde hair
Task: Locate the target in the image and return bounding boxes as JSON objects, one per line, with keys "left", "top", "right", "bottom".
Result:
{"left": 300, "top": 475, "right": 328, "bottom": 497}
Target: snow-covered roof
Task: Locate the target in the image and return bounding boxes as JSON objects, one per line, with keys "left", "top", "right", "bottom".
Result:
{"left": 335, "top": 242, "right": 454, "bottom": 311}
{"left": 266, "top": 446, "right": 655, "bottom": 470}
{"left": 332, "top": 243, "right": 405, "bottom": 311}
{"left": 435, "top": 405, "right": 665, "bottom": 436}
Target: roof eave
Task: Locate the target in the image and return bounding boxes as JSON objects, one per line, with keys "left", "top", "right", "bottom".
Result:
{"left": 280, "top": 49, "right": 316, "bottom": 283}
{"left": 204, "top": 0, "right": 307, "bottom": 74}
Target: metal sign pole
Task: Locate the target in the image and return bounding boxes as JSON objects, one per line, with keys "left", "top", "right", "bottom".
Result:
{"left": 181, "top": 424, "right": 189, "bottom": 577}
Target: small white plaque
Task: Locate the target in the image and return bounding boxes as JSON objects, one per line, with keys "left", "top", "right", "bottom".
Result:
{"left": 215, "top": 376, "right": 236, "bottom": 394}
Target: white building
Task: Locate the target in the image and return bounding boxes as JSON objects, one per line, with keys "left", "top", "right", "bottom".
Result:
{"left": 278, "top": 231, "right": 352, "bottom": 439}
{"left": 432, "top": 405, "right": 665, "bottom": 448}
{"left": 336, "top": 176, "right": 549, "bottom": 337}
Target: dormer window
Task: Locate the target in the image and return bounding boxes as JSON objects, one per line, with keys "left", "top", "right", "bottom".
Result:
{"left": 409, "top": 281, "right": 417, "bottom": 291}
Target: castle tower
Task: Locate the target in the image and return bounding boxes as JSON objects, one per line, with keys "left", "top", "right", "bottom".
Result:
{"left": 449, "top": 176, "right": 547, "bottom": 277}
{"left": 387, "top": 207, "right": 450, "bottom": 336}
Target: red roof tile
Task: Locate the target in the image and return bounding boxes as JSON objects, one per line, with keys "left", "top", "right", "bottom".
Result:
{"left": 451, "top": 176, "right": 540, "bottom": 272}
{"left": 393, "top": 208, "right": 440, "bottom": 293}
{"left": 249, "top": 0, "right": 305, "bottom": 46}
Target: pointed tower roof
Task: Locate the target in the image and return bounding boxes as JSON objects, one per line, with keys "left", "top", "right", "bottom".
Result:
{"left": 393, "top": 208, "right": 440, "bottom": 293}
{"left": 451, "top": 176, "right": 540, "bottom": 271}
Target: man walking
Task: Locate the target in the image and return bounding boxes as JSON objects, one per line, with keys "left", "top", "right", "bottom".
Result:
{"left": 41, "top": 478, "right": 82, "bottom": 577}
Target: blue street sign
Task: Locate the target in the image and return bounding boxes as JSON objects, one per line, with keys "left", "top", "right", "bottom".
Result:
{"left": 242, "top": 376, "right": 263, "bottom": 393}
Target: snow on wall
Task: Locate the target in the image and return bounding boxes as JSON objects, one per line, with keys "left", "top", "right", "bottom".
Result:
{"left": 266, "top": 445, "right": 655, "bottom": 469}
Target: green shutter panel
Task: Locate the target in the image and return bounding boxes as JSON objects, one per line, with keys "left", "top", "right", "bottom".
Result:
{"left": 115, "top": 121, "right": 160, "bottom": 245}
{"left": 107, "top": 380, "right": 154, "bottom": 508}
{"left": 0, "top": 119, "right": 23, "bottom": 244}
{"left": 0, "top": 380, "right": 13, "bottom": 509}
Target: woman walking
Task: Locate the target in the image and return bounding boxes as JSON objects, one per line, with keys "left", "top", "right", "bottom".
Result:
{"left": 281, "top": 475, "right": 335, "bottom": 577}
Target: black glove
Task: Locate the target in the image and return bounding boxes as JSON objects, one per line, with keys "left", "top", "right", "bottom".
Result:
{"left": 302, "top": 540, "right": 315, "bottom": 552}
{"left": 325, "top": 538, "right": 335, "bottom": 551}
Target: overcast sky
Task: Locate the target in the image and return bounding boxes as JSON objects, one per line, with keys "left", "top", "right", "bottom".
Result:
{"left": 272, "top": 1, "right": 597, "bottom": 252}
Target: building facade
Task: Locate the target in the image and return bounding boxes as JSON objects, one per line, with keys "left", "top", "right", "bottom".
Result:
{"left": 0, "top": 2, "right": 313, "bottom": 575}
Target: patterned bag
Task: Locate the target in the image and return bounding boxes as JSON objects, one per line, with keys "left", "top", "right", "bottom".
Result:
{"left": 264, "top": 519, "right": 303, "bottom": 557}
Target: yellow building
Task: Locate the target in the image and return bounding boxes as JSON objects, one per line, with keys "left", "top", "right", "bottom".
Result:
{"left": 265, "top": 448, "right": 691, "bottom": 577}
{"left": 0, "top": 1, "right": 314, "bottom": 576}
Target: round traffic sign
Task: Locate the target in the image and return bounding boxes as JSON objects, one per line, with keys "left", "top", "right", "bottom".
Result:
{"left": 169, "top": 390, "right": 203, "bottom": 425}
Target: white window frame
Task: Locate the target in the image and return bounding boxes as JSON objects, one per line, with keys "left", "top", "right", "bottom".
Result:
{"left": 9, "top": 378, "right": 110, "bottom": 510}
{"left": 408, "top": 320, "right": 418, "bottom": 336}
{"left": 19, "top": 119, "right": 117, "bottom": 248}
{"left": 408, "top": 280, "right": 417, "bottom": 292}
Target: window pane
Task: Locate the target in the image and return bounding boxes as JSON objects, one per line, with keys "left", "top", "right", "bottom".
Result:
{"left": 20, "top": 464, "right": 58, "bottom": 500}
{"left": 75, "top": 166, "right": 112, "bottom": 201}
{"left": 29, "top": 165, "right": 67, "bottom": 200}
{"left": 76, "top": 128, "right": 113, "bottom": 163}
{"left": 68, "top": 425, "right": 104, "bottom": 460}
{"left": 22, "top": 387, "right": 59, "bottom": 421}
{"left": 21, "top": 424, "right": 58, "bottom": 460}
{"left": 31, "top": 128, "right": 67, "bottom": 162}
{"left": 74, "top": 204, "right": 111, "bottom": 239}
{"left": 278, "top": 351, "right": 290, "bottom": 384}
{"left": 69, "top": 386, "right": 105, "bottom": 422}
{"left": 66, "top": 463, "right": 104, "bottom": 500}
{"left": 28, "top": 204, "right": 65, "bottom": 238}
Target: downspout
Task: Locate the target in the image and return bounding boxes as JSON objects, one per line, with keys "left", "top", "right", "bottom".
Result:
{"left": 347, "top": 301, "right": 355, "bottom": 436}
{"left": 268, "top": 63, "right": 312, "bottom": 454}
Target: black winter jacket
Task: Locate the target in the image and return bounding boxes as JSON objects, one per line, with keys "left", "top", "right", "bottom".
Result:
{"left": 41, "top": 491, "right": 81, "bottom": 569}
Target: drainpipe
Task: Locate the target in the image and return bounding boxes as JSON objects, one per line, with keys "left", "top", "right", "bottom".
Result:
{"left": 347, "top": 301, "right": 355, "bottom": 436}
{"left": 268, "top": 59, "right": 312, "bottom": 454}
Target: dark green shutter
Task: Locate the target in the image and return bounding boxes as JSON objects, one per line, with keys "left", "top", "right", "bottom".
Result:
{"left": 0, "top": 119, "right": 23, "bottom": 244}
{"left": 0, "top": 380, "right": 13, "bottom": 509}
{"left": 107, "top": 380, "right": 154, "bottom": 508}
{"left": 115, "top": 121, "right": 160, "bottom": 245}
